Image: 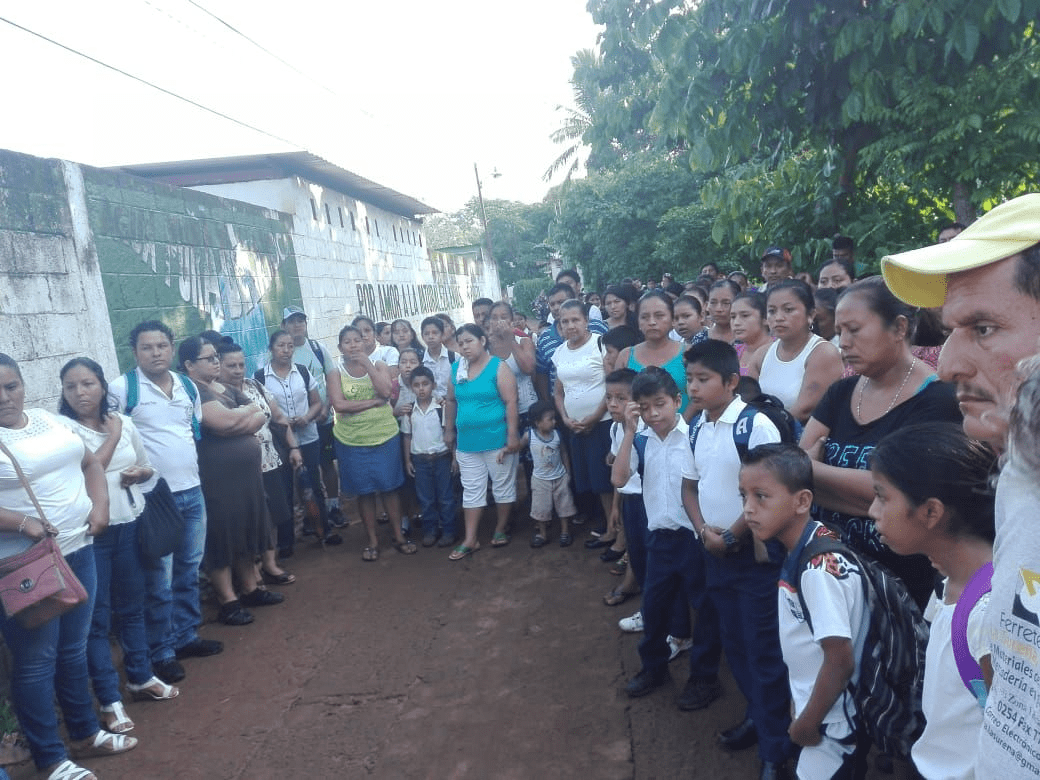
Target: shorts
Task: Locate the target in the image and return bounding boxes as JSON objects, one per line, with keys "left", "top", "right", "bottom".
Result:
{"left": 318, "top": 421, "right": 336, "bottom": 465}
{"left": 334, "top": 434, "right": 405, "bottom": 496}
{"left": 529, "top": 475, "right": 577, "bottom": 522}
{"left": 456, "top": 449, "right": 518, "bottom": 509}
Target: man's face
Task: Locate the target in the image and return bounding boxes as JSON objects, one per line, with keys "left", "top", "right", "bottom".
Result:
{"left": 472, "top": 304, "right": 491, "bottom": 329}
{"left": 133, "top": 330, "right": 173, "bottom": 379}
{"left": 283, "top": 315, "right": 308, "bottom": 346}
{"left": 832, "top": 247, "right": 853, "bottom": 263}
{"left": 761, "top": 257, "right": 791, "bottom": 286}
{"left": 559, "top": 275, "right": 581, "bottom": 296}
{"left": 939, "top": 255, "right": 1040, "bottom": 448}
{"left": 547, "top": 291, "right": 569, "bottom": 320}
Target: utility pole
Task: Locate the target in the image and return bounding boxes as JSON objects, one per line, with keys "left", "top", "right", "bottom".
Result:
{"left": 473, "top": 163, "right": 496, "bottom": 267}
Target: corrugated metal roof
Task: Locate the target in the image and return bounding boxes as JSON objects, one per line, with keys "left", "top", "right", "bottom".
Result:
{"left": 110, "top": 151, "right": 438, "bottom": 218}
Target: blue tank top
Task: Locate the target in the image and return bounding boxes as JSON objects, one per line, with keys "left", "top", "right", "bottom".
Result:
{"left": 627, "top": 345, "right": 690, "bottom": 414}
{"left": 452, "top": 356, "right": 507, "bottom": 453}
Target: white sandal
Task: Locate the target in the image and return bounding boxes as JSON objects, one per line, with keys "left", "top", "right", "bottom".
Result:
{"left": 99, "top": 700, "right": 134, "bottom": 733}
{"left": 72, "top": 729, "right": 137, "bottom": 759}
{"left": 127, "top": 675, "right": 179, "bottom": 701}
{"left": 47, "top": 759, "right": 96, "bottom": 780}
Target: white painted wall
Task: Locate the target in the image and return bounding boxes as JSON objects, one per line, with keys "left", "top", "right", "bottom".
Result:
{"left": 0, "top": 162, "right": 118, "bottom": 411}
{"left": 190, "top": 178, "right": 502, "bottom": 350}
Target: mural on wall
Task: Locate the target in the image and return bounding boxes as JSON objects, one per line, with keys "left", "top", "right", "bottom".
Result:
{"left": 84, "top": 167, "right": 302, "bottom": 375}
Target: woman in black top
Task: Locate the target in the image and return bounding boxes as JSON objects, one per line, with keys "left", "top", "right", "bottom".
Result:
{"left": 799, "top": 277, "right": 962, "bottom": 607}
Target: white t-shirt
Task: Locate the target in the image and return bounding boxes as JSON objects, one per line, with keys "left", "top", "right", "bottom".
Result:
{"left": 371, "top": 344, "right": 399, "bottom": 367}
{"left": 610, "top": 420, "right": 642, "bottom": 495}
{"left": 109, "top": 368, "right": 202, "bottom": 492}
{"left": 912, "top": 585, "right": 988, "bottom": 780}
{"left": 779, "top": 522, "right": 868, "bottom": 725}
{"left": 640, "top": 417, "right": 694, "bottom": 532}
{"left": 528, "top": 428, "right": 567, "bottom": 481}
{"left": 0, "top": 409, "right": 93, "bottom": 557}
{"left": 399, "top": 400, "right": 447, "bottom": 456}
{"left": 977, "top": 459, "right": 1040, "bottom": 776}
{"left": 551, "top": 334, "right": 609, "bottom": 422}
{"left": 685, "top": 398, "right": 780, "bottom": 530}
{"left": 63, "top": 413, "right": 151, "bottom": 526}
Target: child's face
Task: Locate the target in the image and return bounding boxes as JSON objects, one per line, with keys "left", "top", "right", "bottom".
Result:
{"left": 535, "top": 410, "right": 556, "bottom": 434}
{"left": 398, "top": 351, "right": 420, "bottom": 379}
{"left": 605, "top": 382, "right": 632, "bottom": 423}
{"left": 636, "top": 389, "right": 681, "bottom": 438}
{"left": 422, "top": 324, "right": 443, "bottom": 350}
{"left": 604, "top": 345, "right": 621, "bottom": 373}
{"left": 411, "top": 375, "right": 434, "bottom": 402}
{"left": 868, "top": 470, "right": 930, "bottom": 558}
{"left": 686, "top": 362, "right": 734, "bottom": 417}
{"left": 739, "top": 463, "right": 806, "bottom": 546}
{"left": 673, "top": 301, "right": 702, "bottom": 339}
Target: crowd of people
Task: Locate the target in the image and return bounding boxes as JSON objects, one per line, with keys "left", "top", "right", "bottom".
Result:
{"left": 0, "top": 197, "right": 1038, "bottom": 779}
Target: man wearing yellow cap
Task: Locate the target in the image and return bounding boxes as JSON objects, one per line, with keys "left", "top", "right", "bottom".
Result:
{"left": 882, "top": 193, "right": 1040, "bottom": 777}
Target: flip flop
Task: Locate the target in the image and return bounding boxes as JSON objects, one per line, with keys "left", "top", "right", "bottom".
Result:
{"left": 449, "top": 542, "right": 480, "bottom": 561}
{"left": 491, "top": 532, "right": 511, "bottom": 547}
{"left": 603, "top": 587, "right": 639, "bottom": 607}
{"left": 362, "top": 546, "right": 379, "bottom": 562}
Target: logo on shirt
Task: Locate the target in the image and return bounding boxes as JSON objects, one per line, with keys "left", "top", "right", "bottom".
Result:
{"left": 806, "top": 551, "right": 856, "bottom": 581}
{"left": 1013, "top": 567, "right": 1040, "bottom": 628}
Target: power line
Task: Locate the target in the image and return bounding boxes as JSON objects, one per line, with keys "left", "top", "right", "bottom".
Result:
{"left": 0, "top": 13, "right": 305, "bottom": 151}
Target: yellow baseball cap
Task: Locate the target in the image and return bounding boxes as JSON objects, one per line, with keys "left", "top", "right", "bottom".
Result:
{"left": 881, "top": 193, "right": 1040, "bottom": 308}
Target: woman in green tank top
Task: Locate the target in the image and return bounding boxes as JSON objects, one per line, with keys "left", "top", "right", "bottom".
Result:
{"left": 327, "top": 325, "right": 417, "bottom": 561}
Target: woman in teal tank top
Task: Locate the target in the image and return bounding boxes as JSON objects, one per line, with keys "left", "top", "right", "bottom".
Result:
{"left": 445, "top": 324, "right": 520, "bottom": 560}
{"left": 617, "top": 291, "right": 693, "bottom": 420}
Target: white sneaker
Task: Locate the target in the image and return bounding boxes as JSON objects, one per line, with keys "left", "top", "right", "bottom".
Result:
{"left": 667, "top": 635, "right": 693, "bottom": 662}
{"left": 619, "top": 611, "right": 643, "bottom": 633}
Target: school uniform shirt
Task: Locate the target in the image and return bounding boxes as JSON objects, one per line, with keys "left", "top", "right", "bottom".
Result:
{"left": 778, "top": 521, "right": 868, "bottom": 726}
{"left": 258, "top": 362, "right": 319, "bottom": 446}
{"left": 641, "top": 417, "right": 695, "bottom": 533}
{"left": 528, "top": 428, "right": 567, "bottom": 481}
{"left": 399, "top": 400, "right": 448, "bottom": 456}
{"left": 912, "top": 584, "right": 988, "bottom": 780}
{"left": 610, "top": 420, "right": 643, "bottom": 495}
{"left": 422, "top": 347, "right": 454, "bottom": 400}
{"left": 684, "top": 398, "right": 780, "bottom": 530}
{"left": 109, "top": 368, "right": 202, "bottom": 492}
{"left": 551, "top": 334, "right": 611, "bottom": 422}
{"left": 977, "top": 458, "right": 1040, "bottom": 776}
{"left": 371, "top": 344, "right": 400, "bottom": 367}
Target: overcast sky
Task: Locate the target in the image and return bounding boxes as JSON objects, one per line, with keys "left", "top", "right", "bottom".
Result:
{"left": 0, "top": 0, "right": 601, "bottom": 212}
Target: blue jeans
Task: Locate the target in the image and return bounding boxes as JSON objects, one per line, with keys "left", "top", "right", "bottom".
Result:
{"left": 622, "top": 496, "right": 692, "bottom": 639}
{"left": 413, "top": 453, "right": 457, "bottom": 538}
{"left": 88, "top": 520, "right": 152, "bottom": 705}
{"left": 638, "top": 527, "right": 721, "bottom": 679}
{"left": 0, "top": 546, "right": 100, "bottom": 770}
{"left": 704, "top": 543, "right": 793, "bottom": 763}
{"left": 300, "top": 440, "right": 330, "bottom": 535}
{"left": 144, "top": 485, "right": 206, "bottom": 663}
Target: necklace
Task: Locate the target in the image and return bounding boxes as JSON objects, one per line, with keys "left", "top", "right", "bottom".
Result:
{"left": 857, "top": 357, "right": 916, "bottom": 420}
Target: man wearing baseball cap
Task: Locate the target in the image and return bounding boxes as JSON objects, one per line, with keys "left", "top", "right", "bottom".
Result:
{"left": 881, "top": 192, "right": 1040, "bottom": 776}
{"left": 759, "top": 246, "right": 793, "bottom": 290}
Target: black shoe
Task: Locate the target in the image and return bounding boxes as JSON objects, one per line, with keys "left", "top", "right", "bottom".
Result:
{"left": 422, "top": 532, "right": 439, "bottom": 548}
{"left": 759, "top": 761, "right": 791, "bottom": 780}
{"left": 240, "top": 588, "right": 285, "bottom": 607}
{"left": 322, "top": 532, "right": 343, "bottom": 546}
{"left": 153, "top": 658, "right": 185, "bottom": 683}
{"left": 677, "top": 676, "right": 722, "bottom": 711}
{"left": 437, "top": 534, "right": 458, "bottom": 548}
{"left": 625, "top": 668, "right": 670, "bottom": 698}
{"left": 600, "top": 547, "right": 625, "bottom": 563}
{"left": 328, "top": 507, "right": 347, "bottom": 528}
{"left": 584, "top": 537, "right": 613, "bottom": 549}
{"left": 217, "top": 600, "right": 254, "bottom": 626}
{"left": 175, "top": 638, "right": 224, "bottom": 659}
{"left": 719, "top": 718, "right": 758, "bottom": 751}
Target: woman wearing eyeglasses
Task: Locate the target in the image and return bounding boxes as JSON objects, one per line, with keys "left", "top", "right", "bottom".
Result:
{"left": 179, "top": 336, "right": 282, "bottom": 627}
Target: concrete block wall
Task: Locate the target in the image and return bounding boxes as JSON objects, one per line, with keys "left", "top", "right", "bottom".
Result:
{"left": 0, "top": 151, "right": 118, "bottom": 411}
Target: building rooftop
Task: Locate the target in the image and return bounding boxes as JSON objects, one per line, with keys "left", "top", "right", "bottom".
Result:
{"left": 110, "top": 151, "right": 438, "bottom": 219}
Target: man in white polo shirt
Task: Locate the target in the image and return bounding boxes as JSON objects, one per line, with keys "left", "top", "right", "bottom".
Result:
{"left": 110, "top": 320, "right": 222, "bottom": 684}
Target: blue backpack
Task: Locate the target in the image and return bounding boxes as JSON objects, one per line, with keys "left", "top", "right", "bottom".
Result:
{"left": 123, "top": 370, "right": 201, "bottom": 441}
{"left": 632, "top": 406, "right": 767, "bottom": 476}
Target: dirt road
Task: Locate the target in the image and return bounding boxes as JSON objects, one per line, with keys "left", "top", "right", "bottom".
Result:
{"left": 11, "top": 510, "right": 914, "bottom": 779}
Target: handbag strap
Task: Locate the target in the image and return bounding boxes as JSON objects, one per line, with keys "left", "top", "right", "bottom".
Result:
{"left": 0, "top": 436, "right": 49, "bottom": 523}
{"left": 952, "top": 561, "right": 993, "bottom": 707}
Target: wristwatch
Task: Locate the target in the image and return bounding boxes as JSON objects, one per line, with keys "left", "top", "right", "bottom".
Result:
{"left": 721, "top": 528, "right": 739, "bottom": 552}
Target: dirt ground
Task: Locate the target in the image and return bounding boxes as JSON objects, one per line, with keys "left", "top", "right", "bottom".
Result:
{"left": 9, "top": 507, "right": 917, "bottom": 780}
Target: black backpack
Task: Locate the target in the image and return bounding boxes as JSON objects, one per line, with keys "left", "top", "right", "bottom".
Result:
{"left": 254, "top": 363, "right": 311, "bottom": 387}
{"left": 743, "top": 392, "right": 798, "bottom": 445}
{"left": 794, "top": 536, "right": 928, "bottom": 761}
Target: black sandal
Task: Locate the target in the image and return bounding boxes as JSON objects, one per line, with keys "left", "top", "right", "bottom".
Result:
{"left": 217, "top": 600, "right": 254, "bottom": 626}
{"left": 260, "top": 569, "right": 296, "bottom": 586}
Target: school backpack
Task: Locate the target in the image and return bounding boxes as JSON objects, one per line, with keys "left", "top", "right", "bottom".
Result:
{"left": 688, "top": 399, "right": 795, "bottom": 462}
{"left": 123, "top": 370, "right": 200, "bottom": 441}
{"left": 741, "top": 392, "right": 798, "bottom": 446}
{"left": 794, "top": 536, "right": 929, "bottom": 761}
{"left": 308, "top": 339, "right": 326, "bottom": 371}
